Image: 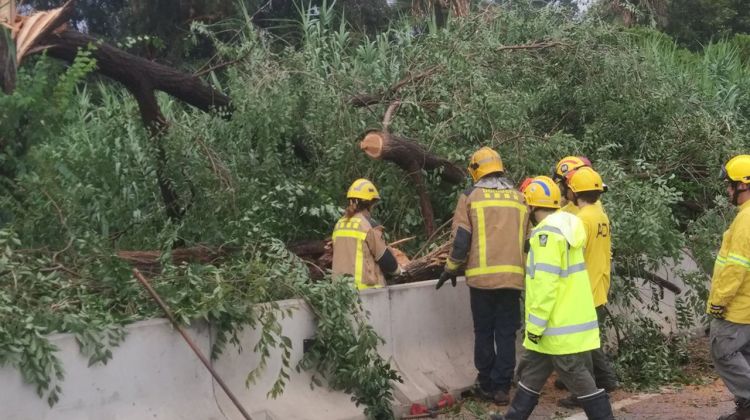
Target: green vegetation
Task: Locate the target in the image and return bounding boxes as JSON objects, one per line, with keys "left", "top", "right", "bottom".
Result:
{"left": 2, "top": 0, "right": 750, "bottom": 415}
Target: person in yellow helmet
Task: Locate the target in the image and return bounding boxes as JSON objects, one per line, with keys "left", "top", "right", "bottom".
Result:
{"left": 492, "top": 176, "right": 614, "bottom": 420}
{"left": 552, "top": 156, "right": 593, "bottom": 215}
{"left": 331, "top": 179, "right": 401, "bottom": 290}
{"left": 556, "top": 167, "right": 618, "bottom": 409}
{"left": 437, "top": 147, "right": 528, "bottom": 404}
{"left": 709, "top": 155, "right": 750, "bottom": 420}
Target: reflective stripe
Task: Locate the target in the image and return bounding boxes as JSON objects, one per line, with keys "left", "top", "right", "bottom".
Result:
{"left": 354, "top": 238, "right": 365, "bottom": 289}
{"left": 534, "top": 263, "right": 562, "bottom": 275}
{"left": 532, "top": 225, "right": 563, "bottom": 237}
{"left": 728, "top": 252, "right": 750, "bottom": 269}
{"left": 566, "top": 263, "right": 587, "bottom": 275}
{"left": 472, "top": 199, "right": 528, "bottom": 212}
{"left": 529, "top": 262, "right": 586, "bottom": 278}
{"left": 477, "top": 207, "right": 487, "bottom": 269}
{"left": 527, "top": 248, "right": 536, "bottom": 278}
{"left": 466, "top": 265, "right": 525, "bottom": 277}
{"left": 528, "top": 313, "right": 548, "bottom": 328}
{"left": 544, "top": 320, "right": 598, "bottom": 336}
{"left": 332, "top": 229, "right": 367, "bottom": 240}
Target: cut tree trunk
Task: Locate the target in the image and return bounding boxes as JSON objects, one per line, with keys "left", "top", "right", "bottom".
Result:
{"left": 391, "top": 242, "right": 451, "bottom": 284}
{"left": 360, "top": 130, "right": 465, "bottom": 236}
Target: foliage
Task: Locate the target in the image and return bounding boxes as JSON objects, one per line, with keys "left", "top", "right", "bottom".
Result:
{"left": 3, "top": 0, "right": 750, "bottom": 412}
{"left": 613, "top": 316, "right": 690, "bottom": 389}
{"left": 297, "top": 277, "right": 401, "bottom": 419}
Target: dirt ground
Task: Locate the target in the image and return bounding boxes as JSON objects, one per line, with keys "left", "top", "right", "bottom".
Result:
{"left": 426, "top": 336, "right": 737, "bottom": 419}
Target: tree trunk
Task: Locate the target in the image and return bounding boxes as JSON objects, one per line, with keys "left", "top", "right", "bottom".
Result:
{"left": 0, "top": 27, "right": 15, "bottom": 94}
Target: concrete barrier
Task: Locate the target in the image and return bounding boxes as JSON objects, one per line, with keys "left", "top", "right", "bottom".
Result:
{"left": 0, "top": 319, "right": 226, "bottom": 420}
{"left": 0, "top": 266, "right": 704, "bottom": 420}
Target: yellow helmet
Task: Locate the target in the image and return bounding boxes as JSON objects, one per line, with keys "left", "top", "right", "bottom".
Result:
{"left": 523, "top": 176, "right": 561, "bottom": 209}
{"left": 566, "top": 167, "right": 605, "bottom": 193}
{"left": 346, "top": 178, "right": 380, "bottom": 201}
{"left": 553, "top": 156, "right": 592, "bottom": 181}
{"left": 721, "top": 155, "right": 750, "bottom": 184}
{"left": 468, "top": 147, "right": 504, "bottom": 182}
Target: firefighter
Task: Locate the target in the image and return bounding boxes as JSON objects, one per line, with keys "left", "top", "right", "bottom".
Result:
{"left": 552, "top": 155, "right": 593, "bottom": 215}
{"left": 436, "top": 147, "right": 528, "bottom": 404}
{"left": 709, "top": 155, "right": 750, "bottom": 420}
{"left": 493, "top": 176, "right": 614, "bottom": 420}
{"left": 331, "top": 179, "right": 401, "bottom": 290}
{"left": 557, "top": 167, "right": 619, "bottom": 408}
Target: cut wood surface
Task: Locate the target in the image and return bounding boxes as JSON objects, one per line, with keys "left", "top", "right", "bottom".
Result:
{"left": 360, "top": 131, "right": 464, "bottom": 184}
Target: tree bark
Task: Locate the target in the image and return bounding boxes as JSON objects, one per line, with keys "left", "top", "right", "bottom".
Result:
{"left": 360, "top": 131, "right": 465, "bottom": 184}
{"left": 0, "top": 27, "right": 16, "bottom": 94}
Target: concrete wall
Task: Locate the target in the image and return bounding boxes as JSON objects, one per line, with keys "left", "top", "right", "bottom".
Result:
{"left": 0, "top": 279, "right": 477, "bottom": 420}
{"left": 0, "top": 262, "right": 704, "bottom": 420}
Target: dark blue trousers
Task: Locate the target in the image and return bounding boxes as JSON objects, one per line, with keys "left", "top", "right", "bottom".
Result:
{"left": 470, "top": 287, "right": 521, "bottom": 393}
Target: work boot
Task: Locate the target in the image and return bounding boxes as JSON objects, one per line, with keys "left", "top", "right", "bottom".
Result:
{"left": 579, "top": 390, "right": 615, "bottom": 420}
{"left": 557, "top": 393, "right": 581, "bottom": 409}
{"left": 718, "top": 398, "right": 750, "bottom": 420}
{"left": 474, "top": 386, "right": 510, "bottom": 405}
{"left": 501, "top": 383, "right": 540, "bottom": 420}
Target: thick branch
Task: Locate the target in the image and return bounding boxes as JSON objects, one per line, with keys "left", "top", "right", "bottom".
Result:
{"left": 614, "top": 265, "right": 682, "bottom": 295}
{"left": 360, "top": 131, "right": 465, "bottom": 184}
{"left": 496, "top": 41, "right": 567, "bottom": 52}
{"left": 348, "top": 65, "right": 439, "bottom": 107}
{"left": 39, "top": 30, "right": 231, "bottom": 116}
{"left": 38, "top": 29, "right": 231, "bottom": 223}
{"left": 0, "top": 27, "right": 15, "bottom": 93}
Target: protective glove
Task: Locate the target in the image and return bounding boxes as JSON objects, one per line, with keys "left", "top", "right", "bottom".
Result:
{"left": 709, "top": 304, "right": 726, "bottom": 319}
{"left": 436, "top": 270, "right": 457, "bottom": 290}
{"left": 526, "top": 331, "right": 542, "bottom": 344}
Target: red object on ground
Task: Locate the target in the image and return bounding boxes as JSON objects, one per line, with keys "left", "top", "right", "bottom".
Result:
{"left": 410, "top": 403, "right": 429, "bottom": 415}
{"left": 437, "top": 393, "right": 456, "bottom": 409}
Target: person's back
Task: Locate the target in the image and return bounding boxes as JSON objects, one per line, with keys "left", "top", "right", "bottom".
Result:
{"left": 458, "top": 176, "right": 527, "bottom": 290}
{"left": 524, "top": 210, "right": 600, "bottom": 355}
{"left": 331, "top": 210, "right": 387, "bottom": 289}
{"left": 331, "top": 179, "right": 400, "bottom": 290}
{"left": 437, "top": 147, "right": 527, "bottom": 405}
{"left": 576, "top": 202, "right": 611, "bottom": 307}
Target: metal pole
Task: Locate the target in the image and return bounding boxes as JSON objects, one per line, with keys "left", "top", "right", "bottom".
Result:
{"left": 133, "top": 269, "right": 253, "bottom": 420}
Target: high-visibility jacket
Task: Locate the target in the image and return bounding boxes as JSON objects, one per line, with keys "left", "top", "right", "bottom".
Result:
{"left": 331, "top": 211, "right": 396, "bottom": 290}
{"left": 523, "top": 211, "right": 600, "bottom": 355}
{"left": 708, "top": 200, "right": 750, "bottom": 324}
{"left": 567, "top": 202, "right": 612, "bottom": 307}
{"left": 447, "top": 176, "right": 529, "bottom": 290}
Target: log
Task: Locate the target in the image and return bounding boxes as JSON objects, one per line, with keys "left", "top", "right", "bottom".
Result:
{"left": 360, "top": 130, "right": 465, "bottom": 236}
{"left": 360, "top": 131, "right": 464, "bottom": 184}
{"left": 614, "top": 265, "right": 682, "bottom": 295}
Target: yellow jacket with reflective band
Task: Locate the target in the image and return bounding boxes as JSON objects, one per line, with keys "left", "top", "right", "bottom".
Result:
{"left": 450, "top": 179, "right": 529, "bottom": 290}
{"left": 523, "top": 211, "right": 600, "bottom": 355}
{"left": 331, "top": 211, "right": 388, "bottom": 290}
{"left": 571, "top": 202, "right": 611, "bottom": 307}
{"left": 708, "top": 200, "right": 750, "bottom": 324}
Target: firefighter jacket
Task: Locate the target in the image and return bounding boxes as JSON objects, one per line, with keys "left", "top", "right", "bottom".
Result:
{"left": 523, "top": 210, "right": 601, "bottom": 355}
{"left": 447, "top": 175, "right": 529, "bottom": 290}
{"left": 332, "top": 210, "right": 398, "bottom": 290}
{"left": 708, "top": 200, "right": 750, "bottom": 324}
{"left": 574, "top": 202, "right": 612, "bottom": 307}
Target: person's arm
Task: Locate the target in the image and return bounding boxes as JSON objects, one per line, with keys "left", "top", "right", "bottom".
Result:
{"left": 446, "top": 193, "right": 472, "bottom": 272}
{"left": 366, "top": 227, "right": 400, "bottom": 278}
